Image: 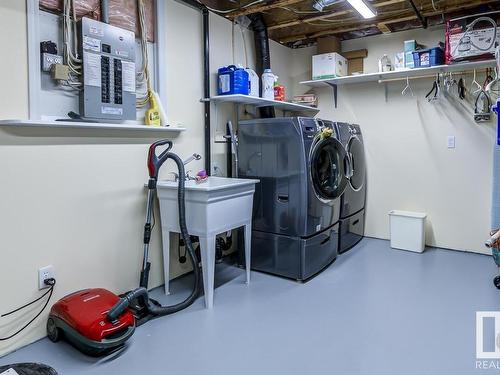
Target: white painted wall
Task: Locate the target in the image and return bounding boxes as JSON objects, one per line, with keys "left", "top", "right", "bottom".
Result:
{"left": 0, "top": 0, "right": 242, "bottom": 357}
{"left": 303, "top": 28, "right": 496, "bottom": 254}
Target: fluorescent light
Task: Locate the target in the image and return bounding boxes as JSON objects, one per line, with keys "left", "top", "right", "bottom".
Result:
{"left": 346, "top": 0, "right": 377, "bottom": 19}
{"left": 312, "top": 0, "right": 342, "bottom": 12}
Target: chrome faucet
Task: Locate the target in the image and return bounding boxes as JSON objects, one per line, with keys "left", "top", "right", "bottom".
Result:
{"left": 170, "top": 154, "right": 202, "bottom": 181}
{"left": 183, "top": 153, "right": 202, "bottom": 165}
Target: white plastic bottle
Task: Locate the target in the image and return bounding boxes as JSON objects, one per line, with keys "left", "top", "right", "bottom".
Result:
{"left": 378, "top": 54, "right": 392, "bottom": 72}
{"left": 246, "top": 68, "right": 259, "bottom": 97}
{"left": 261, "top": 69, "right": 277, "bottom": 100}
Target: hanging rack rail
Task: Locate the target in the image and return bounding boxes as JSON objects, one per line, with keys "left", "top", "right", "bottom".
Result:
{"left": 378, "top": 70, "right": 484, "bottom": 83}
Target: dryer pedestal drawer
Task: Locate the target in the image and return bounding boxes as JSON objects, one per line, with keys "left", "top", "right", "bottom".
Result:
{"left": 339, "top": 209, "right": 365, "bottom": 254}
{"left": 247, "top": 224, "right": 339, "bottom": 281}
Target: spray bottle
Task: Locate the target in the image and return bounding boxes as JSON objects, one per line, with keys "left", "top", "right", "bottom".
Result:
{"left": 262, "top": 69, "right": 277, "bottom": 100}
{"left": 145, "top": 91, "right": 161, "bottom": 126}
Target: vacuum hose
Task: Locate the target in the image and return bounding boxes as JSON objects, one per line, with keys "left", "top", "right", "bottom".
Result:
{"left": 109, "top": 148, "right": 200, "bottom": 322}
{"left": 146, "top": 152, "right": 200, "bottom": 316}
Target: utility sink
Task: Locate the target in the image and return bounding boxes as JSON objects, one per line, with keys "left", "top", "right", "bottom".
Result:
{"left": 156, "top": 176, "right": 259, "bottom": 308}
{"left": 156, "top": 176, "right": 259, "bottom": 235}
{"left": 158, "top": 176, "right": 259, "bottom": 193}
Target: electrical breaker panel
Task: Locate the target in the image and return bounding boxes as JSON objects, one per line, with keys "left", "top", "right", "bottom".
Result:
{"left": 79, "top": 18, "right": 136, "bottom": 121}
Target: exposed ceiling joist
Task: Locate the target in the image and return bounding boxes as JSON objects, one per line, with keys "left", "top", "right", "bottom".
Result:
{"left": 276, "top": 0, "right": 499, "bottom": 44}
{"left": 377, "top": 23, "right": 392, "bottom": 33}
{"left": 406, "top": 0, "right": 427, "bottom": 28}
{"left": 268, "top": 0, "right": 408, "bottom": 31}
{"left": 226, "top": 0, "right": 304, "bottom": 18}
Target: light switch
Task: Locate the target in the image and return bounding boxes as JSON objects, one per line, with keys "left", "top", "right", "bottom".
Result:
{"left": 447, "top": 136, "right": 456, "bottom": 149}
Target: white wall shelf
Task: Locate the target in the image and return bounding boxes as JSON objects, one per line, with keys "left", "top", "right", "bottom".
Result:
{"left": 0, "top": 120, "right": 186, "bottom": 133}
{"left": 301, "top": 60, "right": 498, "bottom": 87}
{"left": 207, "top": 94, "right": 320, "bottom": 114}
{"left": 300, "top": 60, "right": 498, "bottom": 108}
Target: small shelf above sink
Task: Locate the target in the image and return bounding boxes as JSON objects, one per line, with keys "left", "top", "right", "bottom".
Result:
{"left": 206, "top": 94, "right": 319, "bottom": 114}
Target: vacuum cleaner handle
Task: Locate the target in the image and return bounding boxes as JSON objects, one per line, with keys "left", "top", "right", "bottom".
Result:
{"left": 147, "top": 140, "right": 173, "bottom": 179}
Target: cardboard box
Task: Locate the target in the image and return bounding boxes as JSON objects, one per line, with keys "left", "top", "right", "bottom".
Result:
{"left": 342, "top": 49, "right": 368, "bottom": 75}
{"left": 394, "top": 52, "right": 405, "bottom": 70}
{"left": 404, "top": 40, "right": 417, "bottom": 52}
{"left": 312, "top": 53, "right": 348, "bottom": 79}
{"left": 317, "top": 36, "right": 341, "bottom": 54}
{"left": 404, "top": 51, "right": 415, "bottom": 69}
{"left": 347, "top": 59, "right": 363, "bottom": 75}
{"left": 446, "top": 11, "right": 500, "bottom": 63}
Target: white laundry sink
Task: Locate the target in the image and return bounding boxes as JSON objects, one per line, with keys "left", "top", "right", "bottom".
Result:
{"left": 156, "top": 176, "right": 259, "bottom": 308}
{"left": 156, "top": 177, "right": 259, "bottom": 235}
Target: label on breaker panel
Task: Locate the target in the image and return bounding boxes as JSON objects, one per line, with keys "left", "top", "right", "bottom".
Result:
{"left": 83, "top": 53, "right": 101, "bottom": 87}
{"left": 116, "top": 50, "right": 129, "bottom": 58}
{"left": 121, "top": 61, "right": 136, "bottom": 93}
{"left": 89, "top": 26, "right": 104, "bottom": 37}
{"left": 83, "top": 36, "right": 101, "bottom": 52}
{"left": 102, "top": 107, "right": 123, "bottom": 115}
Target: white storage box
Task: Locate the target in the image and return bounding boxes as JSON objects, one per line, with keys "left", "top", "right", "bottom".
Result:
{"left": 389, "top": 210, "right": 427, "bottom": 253}
{"left": 312, "top": 52, "right": 348, "bottom": 80}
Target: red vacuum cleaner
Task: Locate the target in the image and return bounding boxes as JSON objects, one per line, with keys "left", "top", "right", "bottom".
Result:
{"left": 47, "top": 289, "right": 135, "bottom": 356}
{"left": 47, "top": 140, "right": 201, "bottom": 356}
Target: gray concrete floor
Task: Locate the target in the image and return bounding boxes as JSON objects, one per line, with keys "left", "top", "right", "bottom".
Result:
{"left": 2, "top": 238, "right": 500, "bottom": 375}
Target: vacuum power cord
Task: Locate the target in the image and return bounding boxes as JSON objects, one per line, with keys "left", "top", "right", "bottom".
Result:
{"left": 0, "top": 278, "right": 56, "bottom": 341}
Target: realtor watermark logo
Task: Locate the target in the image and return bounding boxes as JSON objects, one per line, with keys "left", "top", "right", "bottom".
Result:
{"left": 476, "top": 312, "right": 500, "bottom": 370}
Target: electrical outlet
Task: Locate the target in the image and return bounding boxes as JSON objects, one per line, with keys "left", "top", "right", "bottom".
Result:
{"left": 447, "top": 135, "right": 456, "bottom": 149}
{"left": 38, "top": 265, "right": 55, "bottom": 290}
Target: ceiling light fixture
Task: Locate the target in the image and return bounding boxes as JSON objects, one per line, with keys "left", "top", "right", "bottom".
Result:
{"left": 346, "top": 0, "right": 377, "bottom": 19}
{"left": 311, "top": 0, "right": 342, "bottom": 12}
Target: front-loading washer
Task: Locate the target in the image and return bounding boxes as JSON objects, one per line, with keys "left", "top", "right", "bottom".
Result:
{"left": 335, "top": 122, "right": 367, "bottom": 253}
{"left": 238, "top": 117, "right": 347, "bottom": 280}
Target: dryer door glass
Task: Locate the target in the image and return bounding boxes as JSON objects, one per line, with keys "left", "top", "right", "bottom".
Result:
{"left": 348, "top": 137, "right": 365, "bottom": 191}
{"left": 311, "top": 137, "right": 347, "bottom": 200}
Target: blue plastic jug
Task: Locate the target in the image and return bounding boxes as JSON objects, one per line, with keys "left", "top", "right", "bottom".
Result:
{"left": 218, "top": 65, "right": 249, "bottom": 95}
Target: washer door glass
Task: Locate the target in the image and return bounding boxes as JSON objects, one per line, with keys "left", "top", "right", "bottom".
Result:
{"left": 311, "top": 137, "right": 347, "bottom": 200}
{"left": 348, "top": 137, "right": 365, "bottom": 190}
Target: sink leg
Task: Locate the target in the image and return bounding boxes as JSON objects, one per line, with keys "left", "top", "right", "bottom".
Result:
{"left": 200, "top": 234, "right": 216, "bottom": 309}
{"left": 244, "top": 223, "right": 251, "bottom": 284}
{"left": 161, "top": 230, "right": 171, "bottom": 295}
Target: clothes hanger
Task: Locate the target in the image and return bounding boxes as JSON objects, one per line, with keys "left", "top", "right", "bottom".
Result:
{"left": 471, "top": 69, "right": 482, "bottom": 94}
{"left": 401, "top": 76, "right": 414, "bottom": 97}
{"left": 485, "top": 66, "right": 499, "bottom": 94}
{"left": 444, "top": 72, "right": 457, "bottom": 92}
{"left": 458, "top": 77, "right": 466, "bottom": 100}
{"left": 426, "top": 73, "right": 440, "bottom": 102}
{"left": 483, "top": 68, "right": 494, "bottom": 89}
